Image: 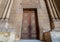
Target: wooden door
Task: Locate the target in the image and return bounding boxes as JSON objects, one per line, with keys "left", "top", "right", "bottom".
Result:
{"left": 21, "top": 9, "right": 39, "bottom": 39}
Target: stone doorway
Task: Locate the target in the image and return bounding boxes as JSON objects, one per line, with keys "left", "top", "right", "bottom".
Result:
{"left": 21, "top": 9, "right": 39, "bottom": 39}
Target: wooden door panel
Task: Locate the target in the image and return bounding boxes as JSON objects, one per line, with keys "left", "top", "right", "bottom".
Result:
{"left": 21, "top": 10, "right": 37, "bottom": 39}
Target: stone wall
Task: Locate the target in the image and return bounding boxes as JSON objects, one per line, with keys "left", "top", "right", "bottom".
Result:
{"left": 0, "top": 0, "right": 51, "bottom": 40}
{"left": 8, "top": 0, "right": 51, "bottom": 40}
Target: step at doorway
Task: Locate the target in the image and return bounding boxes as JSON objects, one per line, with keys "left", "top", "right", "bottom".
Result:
{"left": 15, "top": 40, "right": 42, "bottom": 42}
{"left": 20, "top": 40, "right": 42, "bottom": 42}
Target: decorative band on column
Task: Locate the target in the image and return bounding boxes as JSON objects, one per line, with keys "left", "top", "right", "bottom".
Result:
{"left": 52, "top": 0, "right": 60, "bottom": 19}
{"left": 2, "top": 0, "right": 11, "bottom": 20}
{"left": 49, "top": 0, "right": 58, "bottom": 19}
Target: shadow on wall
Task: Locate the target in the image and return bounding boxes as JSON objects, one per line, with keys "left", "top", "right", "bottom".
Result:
{"left": 55, "top": 0, "right": 60, "bottom": 12}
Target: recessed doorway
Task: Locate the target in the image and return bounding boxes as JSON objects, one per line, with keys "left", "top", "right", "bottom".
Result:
{"left": 21, "top": 8, "right": 39, "bottom": 40}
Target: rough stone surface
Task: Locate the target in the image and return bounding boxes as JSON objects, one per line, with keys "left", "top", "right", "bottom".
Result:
{"left": 0, "top": 0, "right": 60, "bottom": 41}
